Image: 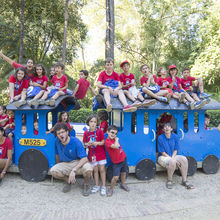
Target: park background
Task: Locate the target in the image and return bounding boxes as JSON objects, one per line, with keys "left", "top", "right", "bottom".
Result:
{"left": 0, "top": 0, "right": 219, "bottom": 125}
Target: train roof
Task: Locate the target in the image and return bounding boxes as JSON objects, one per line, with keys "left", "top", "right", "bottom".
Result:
{"left": 110, "top": 98, "right": 220, "bottom": 111}
{"left": 6, "top": 95, "right": 80, "bottom": 111}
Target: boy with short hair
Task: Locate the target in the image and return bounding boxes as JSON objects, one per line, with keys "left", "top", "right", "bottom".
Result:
{"left": 97, "top": 58, "right": 137, "bottom": 112}
{"left": 72, "top": 70, "right": 96, "bottom": 100}
{"left": 119, "top": 60, "right": 156, "bottom": 107}
{"left": 139, "top": 64, "right": 171, "bottom": 103}
{"left": 105, "top": 125, "right": 129, "bottom": 196}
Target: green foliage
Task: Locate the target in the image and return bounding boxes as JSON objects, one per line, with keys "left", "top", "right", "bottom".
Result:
{"left": 69, "top": 108, "right": 94, "bottom": 123}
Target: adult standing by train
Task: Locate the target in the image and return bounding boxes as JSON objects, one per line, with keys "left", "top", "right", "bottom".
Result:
{"left": 50, "top": 123, "right": 93, "bottom": 196}
{"left": 157, "top": 123, "right": 194, "bottom": 189}
{"left": 0, "top": 127, "right": 13, "bottom": 185}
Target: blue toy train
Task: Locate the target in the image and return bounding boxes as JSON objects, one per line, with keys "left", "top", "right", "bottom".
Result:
{"left": 6, "top": 95, "right": 220, "bottom": 182}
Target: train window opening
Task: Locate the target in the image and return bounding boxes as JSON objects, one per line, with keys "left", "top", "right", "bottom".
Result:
{"left": 113, "top": 110, "right": 123, "bottom": 131}
{"left": 143, "top": 112, "right": 149, "bottom": 134}
{"left": 21, "top": 113, "right": 27, "bottom": 135}
{"left": 131, "top": 112, "right": 136, "bottom": 134}
{"left": 47, "top": 112, "right": 52, "bottom": 130}
{"left": 183, "top": 112, "right": 188, "bottom": 133}
{"left": 156, "top": 112, "right": 177, "bottom": 137}
{"left": 205, "top": 110, "right": 220, "bottom": 131}
{"left": 34, "top": 113, "right": 39, "bottom": 135}
{"left": 194, "top": 112, "right": 199, "bottom": 133}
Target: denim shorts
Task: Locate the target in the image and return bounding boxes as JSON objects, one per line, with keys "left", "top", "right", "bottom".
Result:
{"left": 173, "top": 89, "right": 185, "bottom": 93}
{"left": 112, "top": 157, "right": 128, "bottom": 177}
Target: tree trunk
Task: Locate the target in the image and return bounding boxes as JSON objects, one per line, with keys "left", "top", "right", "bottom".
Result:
{"left": 19, "top": 0, "right": 24, "bottom": 64}
{"left": 105, "top": 0, "right": 115, "bottom": 60}
{"left": 62, "top": 0, "right": 69, "bottom": 67}
{"left": 80, "top": 43, "right": 86, "bottom": 69}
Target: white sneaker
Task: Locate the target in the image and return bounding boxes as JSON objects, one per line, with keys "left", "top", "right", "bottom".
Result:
{"left": 91, "top": 185, "right": 100, "bottom": 194}
{"left": 100, "top": 186, "right": 106, "bottom": 196}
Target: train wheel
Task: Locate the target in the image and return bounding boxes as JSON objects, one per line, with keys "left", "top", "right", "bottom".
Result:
{"left": 106, "top": 164, "right": 129, "bottom": 182}
{"left": 186, "top": 156, "right": 197, "bottom": 176}
{"left": 135, "top": 159, "right": 156, "bottom": 180}
{"left": 18, "top": 149, "right": 49, "bottom": 182}
{"left": 202, "top": 155, "right": 219, "bottom": 174}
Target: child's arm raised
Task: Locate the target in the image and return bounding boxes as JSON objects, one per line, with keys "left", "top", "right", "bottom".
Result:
{"left": 0, "top": 50, "right": 14, "bottom": 65}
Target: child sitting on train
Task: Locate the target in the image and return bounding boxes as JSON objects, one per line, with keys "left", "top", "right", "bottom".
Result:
{"left": 167, "top": 65, "right": 200, "bottom": 109}
{"left": 119, "top": 60, "right": 156, "bottom": 107}
{"left": 46, "top": 111, "right": 75, "bottom": 135}
{"left": 27, "top": 64, "right": 49, "bottom": 107}
{"left": 38, "top": 63, "right": 68, "bottom": 106}
{"left": 139, "top": 64, "right": 171, "bottom": 103}
{"left": 34, "top": 119, "right": 39, "bottom": 135}
{"left": 0, "top": 106, "right": 9, "bottom": 129}
{"left": 9, "top": 67, "right": 29, "bottom": 107}
{"left": 105, "top": 125, "right": 129, "bottom": 196}
{"left": 83, "top": 114, "right": 107, "bottom": 196}
{"left": 72, "top": 70, "right": 96, "bottom": 100}
{"left": 98, "top": 110, "right": 109, "bottom": 134}
{"left": 97, "top": 57, "right": 137, "bottom": 112}
{"left": 4, "top": 110, "right": 15, "bottom": 142}
{"left": 49, "top": 66, "right": 56, "bottom": 81}
{"left": 180, "top": 68, "right": 210, "bottom": 106}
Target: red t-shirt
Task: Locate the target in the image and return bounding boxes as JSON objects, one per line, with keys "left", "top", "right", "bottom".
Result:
{"left": 9, "top": 75, "right": 29, "bottom": 96}
{"left": 97, "top": 70, "right": 120, "bottom": 85}
{"left": 32, "top": 75, "right": 48, "bottom": 88}
{"left": 51, "top": 74, "right": 68, "bottom": 93}
{"left": 34, "top": 130, "right": 38, "bottom": 135}
{"left": 140, "top": 75, "right": 157, "bottom": 86}
{"left": 105, "top": 138, "right": 126, "bottom": 164}
{"left": 167, "top": 76, "right": 181, "bottom": 91}
{"left": 100, "top": 120, "right": 108, "bottom": 133}
{"left": 119, "top": 73, "right": 135, "bottom": 90}
{"left": 157, "top": 77, "right": 170, "bottom": 88}
{"left": 8, "top": 117, "right": 15, "bottom": 129}
{"left": 83, "top": 128, "right": 106, "bottom": 162}
{"left": 75, "top": 78, "right": 90, "bottom": 99}
{"left": 0, "top": 137, "right": 13, "bottom": 159}
{"left": 0, "top": 114, "right": 9, "bottom": 127}
{"left": 180, "top": 76, "right": 196, "bottom": 91}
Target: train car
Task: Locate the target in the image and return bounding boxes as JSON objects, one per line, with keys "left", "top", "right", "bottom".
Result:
{"left": 6, "top": 96, "right": 79, "bottom": 182}
{"left": 105, "top": 97, "right": 220, "bottom": 181}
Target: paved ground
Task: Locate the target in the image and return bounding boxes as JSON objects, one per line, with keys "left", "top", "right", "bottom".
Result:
{"left": 1, "top": 169, "right": 220, "bottom": 220}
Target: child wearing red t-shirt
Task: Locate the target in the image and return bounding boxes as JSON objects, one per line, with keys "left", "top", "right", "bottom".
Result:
{"left": 119, "top": 61, "right": 156, "bottom": 108}
{"left": 97, "top": 58, "right": 137, "bottom": 112}
{"left": 139, "top": 64, "right": 171, "bottom": 103}
{"left": 0, "top": 106, "right": 9, "bottom": 129}
{"left": 9, "top": 67, "right": 29, "bottom": 107}
{"left": 0, "top": 127, "right": 13, "bottom": 183}
{"left": 83, "top": 115, "right": 107, "bottom": 196}
{"left": 39, "top": 63, "right": 68, "bottom": 106}
{"left": 34, "top": 119, "right": 39, "bottom": 135}
{"left": 4, "top": 110, "right": 15, "bottom": 142}
{"left": 27, "top": 64, "right": 49, "bottom": 107}
{"left": 73, "top": 70, "right": 96, "bottom": 100}
{"left": 98, "top": 110, "right": 109, "bottom": 133}
{"left": 105, "top": 125, "right": 129, "bottom": 197}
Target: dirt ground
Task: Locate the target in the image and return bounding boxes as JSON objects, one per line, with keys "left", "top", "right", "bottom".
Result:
{"left": 1, "top": 168, "right": 220, "bottom": 220}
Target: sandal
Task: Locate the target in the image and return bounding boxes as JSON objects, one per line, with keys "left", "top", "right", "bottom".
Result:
{"left": 166, "top": 180, "right": 173, "bottom": 189}
{"left": 107, "top": 188, "right": 113, "bottom": 197}
{"left": 120, "top": 184, "right": 130, "bottom": 192}
{"left": 182, "top": 181, "right": 194, "bottom": 190}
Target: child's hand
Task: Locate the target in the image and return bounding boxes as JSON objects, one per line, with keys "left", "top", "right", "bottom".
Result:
{"left": 188, "top": 86, "right": 193, "bottom": 91}
{"left": 68, "top": 170, "right": 76, "bottom": 184}
{"left": 115, "top": 137, "right": 119, "bottom": 141}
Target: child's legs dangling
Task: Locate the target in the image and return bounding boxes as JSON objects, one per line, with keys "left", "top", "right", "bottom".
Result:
{"left": 41, "top": 91, "right": 49, "bottom": 100}
{"left": 156, "top": 90, "right": 168, "bottom": 97}
{"left": 185, "top": 92, "right": 194, "bottom": 102}
{"left": 52, "top": 91, "right": 65, "bottom": 100}
{"left": 123, "top": 90, "right": 135, "bottom": 102}
{"left": 33, "top": 90, "right": 44, "bottom": 101}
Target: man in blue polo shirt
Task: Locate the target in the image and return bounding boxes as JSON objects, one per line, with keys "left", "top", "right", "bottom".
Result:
{"left": 50, "top": 123, "right": 93, "bottom": 196}
{"left": 158, "top": 122, "right": 194, "bottom": 190}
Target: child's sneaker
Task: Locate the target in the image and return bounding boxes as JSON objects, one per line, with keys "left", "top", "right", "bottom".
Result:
{"left": 142, "top": 99, "right": 156, "bottom": 107}
{"left": 31, "top": 100, "right": 39, "bottom": 107}
{"left": 38, "top": 99, "right": 45, "bottom": 105}
{"left": 205, "top": 97, "right": 211, "bottom": 104}
{"left": 167, "top": 93, "right": 171, "bottom": 104}
{"left": 179, "top": 93, "right": 185, "bottom": 103}
{"left": 91, "top": 185, "right": 100, "bottom": 194}
{"left": 13, "top": 100, "right": 26, "bottom": 107}
{"left": 107, "top": 188, "right": 113, "bottom": 197}
{"left": 186, "top": 101, "right": 194, "bottom": 110}
{"left": 195, "top": 100, "right": 206, "bottom": 109}
{"left": 100, "top": 186, "right": 106, "bottom": 196}
{"left": 27, "top": 100, "right": 33, "bottom": 107}
{"left": 131, "top": 100, "right": 142, "bottom": 108}
{"left": 123, "top": 105, "right": 137, "bottom": 112}
{"left": 200, "top": 92, "right": 211, "bottom": 99}
{"left": 158, "top": 96, "right": 168, "bottom": 103}
{"left": 45, "top": 99, "right": 55, "bottom": 106}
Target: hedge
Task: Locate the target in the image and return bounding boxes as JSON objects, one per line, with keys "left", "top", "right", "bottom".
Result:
{"left": 68, "top": 108, "right": 220, "bottom": 128}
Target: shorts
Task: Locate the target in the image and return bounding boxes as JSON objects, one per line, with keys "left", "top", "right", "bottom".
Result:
{"left": 112, "top": 157, "right": 128, "bottom": 177}
{"left": 50, "top": 160, "right": 93, "bottom": 176}
{"left": 5, "top": 128, "right": 15, "bottom": 136}
{"left": 173, "top": 89, "right": 185, "bottom": 93}
{"left": 158, "top": 155, "right": 186, "bottom": 168}
{"left": 91, "top": 159, "right": 107, "bottom": 167}
{"left": 99, "top": 88, "right": 118, "bottom": 98}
